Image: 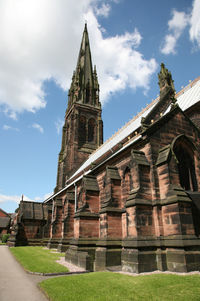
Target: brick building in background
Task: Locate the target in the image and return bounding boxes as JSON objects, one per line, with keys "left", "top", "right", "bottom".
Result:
{"left": 0, "top": 208, "right": 11, "bottom": 237}
{"left": 9, "top": 25, "right": 200, "bottom": 273}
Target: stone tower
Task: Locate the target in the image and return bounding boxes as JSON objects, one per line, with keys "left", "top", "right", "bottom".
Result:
{"left": 55, "top": 24, "right": 103, "bottom": 192}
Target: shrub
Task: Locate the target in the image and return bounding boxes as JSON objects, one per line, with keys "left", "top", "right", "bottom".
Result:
{"left": 2, "top": 234, "right": 10, "bottom": 243}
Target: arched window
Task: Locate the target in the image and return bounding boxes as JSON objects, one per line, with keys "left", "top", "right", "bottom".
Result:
{"left": 88, "top": 118, "right": 95, "bottom": 142}
{"left": 173, "top": 136, "right": 198, "bottom": 191}
{"left": 78, "top": 116, "right": 86, "bottom": 146}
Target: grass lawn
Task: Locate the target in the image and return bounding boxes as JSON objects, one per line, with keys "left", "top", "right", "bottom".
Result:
{"left": 10, "top": 246, "right": 68, "bottom": 273}
{"left": 40, "top": 271, "right": 200, "bottom": 301}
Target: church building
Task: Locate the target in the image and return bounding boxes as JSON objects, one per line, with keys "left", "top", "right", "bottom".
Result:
{"left": 9, "top": 25, "right": 200, "bottom": 274}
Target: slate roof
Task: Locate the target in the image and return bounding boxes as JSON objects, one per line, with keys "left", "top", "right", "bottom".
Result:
{"left": 0, "top": 217, "right": 10, "bottom": 228}
{"left": 20, "top": 201, "right": 48, "bottom": 220}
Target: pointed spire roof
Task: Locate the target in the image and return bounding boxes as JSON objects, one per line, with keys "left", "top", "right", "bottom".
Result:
{"left": 67, "top": 24, "right": 100, "bottom": 111}
{"left": 75, "top": 23, "right": 93, "bottom": 87}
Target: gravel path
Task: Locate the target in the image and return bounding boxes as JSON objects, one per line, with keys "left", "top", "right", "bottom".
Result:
{"left": 117, "top": 269, "right": 200, "bottom": 277}
{"left": 56, "top": 256, "right": 85, "bottom": 272}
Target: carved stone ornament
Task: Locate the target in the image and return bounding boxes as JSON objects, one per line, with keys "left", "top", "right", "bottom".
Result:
{"left": 158, "top": 63, "right": 175, "bottom": 91}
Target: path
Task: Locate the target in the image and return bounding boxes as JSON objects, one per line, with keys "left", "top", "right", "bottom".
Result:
{"left": 0, "top": 245, "right": 47, "bottom": 301}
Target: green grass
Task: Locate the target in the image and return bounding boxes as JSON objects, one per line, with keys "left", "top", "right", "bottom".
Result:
{"left": 40, "top": 272, "right": 200, "bottom": 301}
{"left": 10, "top": 246, "right": 68, "bottom": 273}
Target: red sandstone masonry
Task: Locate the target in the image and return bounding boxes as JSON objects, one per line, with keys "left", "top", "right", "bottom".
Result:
{"left": 162, "top": 203, "right": 195, "bottom": 236}
{"left": 63, "top": 201, "right": 75, "bottom": 239}
{"left": 87, "top": 191, "right": 99, "bottom": 213}
{"left": 111, "top": 180, "right": 122, "bottom": 208}
{"left": 78, "top": 218, "right": 99, "bottom": 238}
{"left": 122, "top": 213, "right": 127, "bottom": 238}
{"left": 126, "top": 207, "right": 137, "bottom": 237}
{"left": 74, "top": 219, "right": 80, "bottom": 239}
{"left": 100, "top": 213, "right": 107, "bottom": 238}
{"left": 107, "top": 213, "right": 122, "bottom": 238}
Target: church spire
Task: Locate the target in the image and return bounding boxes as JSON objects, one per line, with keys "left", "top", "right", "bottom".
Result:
{"left": 54, "top": 24, "right": 103, "bottom": 192}
{"left": 67, "top": 24, "right": 100, "bottom": 111}
{"left": 76, "top": 23, "right": 93, "bottom": 87}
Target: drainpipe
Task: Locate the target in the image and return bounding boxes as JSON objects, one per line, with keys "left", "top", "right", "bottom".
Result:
{"left": 74, "top": 183, "right": 77, "bottom": 213}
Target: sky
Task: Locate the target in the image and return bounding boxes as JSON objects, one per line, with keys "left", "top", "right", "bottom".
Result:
{"left": 1, "top": 0, "right": 200, "bottom": 213}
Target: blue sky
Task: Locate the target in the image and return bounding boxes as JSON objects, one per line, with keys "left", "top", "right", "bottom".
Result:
{"left": 0, "top": 0, "right": 200, "bottom": 213}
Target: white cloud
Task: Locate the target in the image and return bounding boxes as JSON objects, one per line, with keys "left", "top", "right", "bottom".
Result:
{"left": 189, "top": 0, "right": 200, "bottom": 49}
{"left": 3, "top": 124, "right": 19, "bottom": 131}
{"left": 0, "top": 193, "right": 32, "bottom": 204}
{"left": 0, "top": 0, "right": 157, "bottom": 118}
{"left": 3, "top": 109, "right": 18, "bottom": 120}
{"left": 86, "top": 11, "right": 156, "bottom": 101}
{"left": 161, "top": 10, "right": 189, "bottom": 55}
{"left": 161, "top": 35, "right": 177, "bottom": 55}
{"left": 3, "top": 125, "right": 11, "bottom": 131}
{"left": 168, "top": 10, "right": 189, "bottom": 31}
{"left": 95, "top": 3, "right": 110, "bottom": 17}
{"left": 55, "top": 118, "right": 64, "bottom": 135}
{"left": 32, "top": 123, "right": 44, "bottom": 134}
{"left": 0, "top": 192, "right": 52, "bottom": 206}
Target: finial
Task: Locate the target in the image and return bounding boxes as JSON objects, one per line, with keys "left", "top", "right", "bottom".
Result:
{"left": 158, "top": 62, "right": 175, "bottom": 92}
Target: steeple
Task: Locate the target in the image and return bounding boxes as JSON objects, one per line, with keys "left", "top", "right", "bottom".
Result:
{"left": 54, "top": 25, "right": 103, "bottom": 192}
{"left": 67, "top": 24, "right": 101, "bottom": 111}
{"left": 76, "top": 23, "right": 93, "bottom": 87}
